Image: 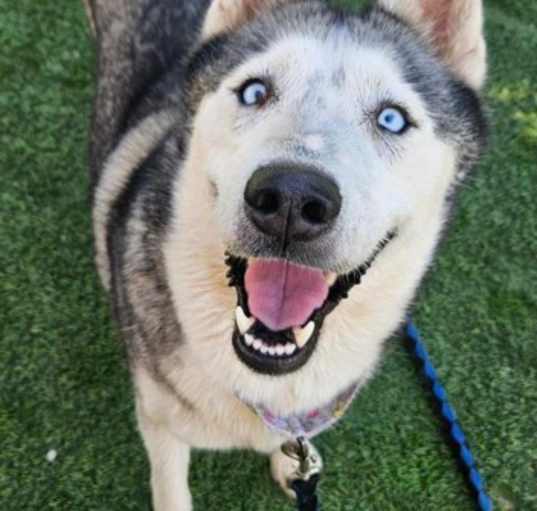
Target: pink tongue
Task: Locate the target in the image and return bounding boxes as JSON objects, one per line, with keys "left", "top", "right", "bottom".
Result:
{"left": 244, "top": 259, "right": 329, "bottom": 332}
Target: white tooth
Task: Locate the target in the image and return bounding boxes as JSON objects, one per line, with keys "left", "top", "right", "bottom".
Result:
{"left": 236, "top": 307, "right": 255, "bottom": 334}
{"left": 294, "top": 321, "right": 315, "bottom": 348}
{"left": 276, "top": 345, "right": 285, "bottom": 356}
{"left": 253, "top": 339, "right": 263, "bottom": 351}
{"left": 260, "top": 345, "right": 269, "bottom": 355}
{"left": 324, "top": 271, "right": 338, "bottom": 287}
{"left": 244, "top": 334, "right": 254, "bottom": 346}
{"left": 268, "top": 347, "right": 277, "bottom": 357}
{"left": 285, "top": 343, "right": 296, "bottom": 355}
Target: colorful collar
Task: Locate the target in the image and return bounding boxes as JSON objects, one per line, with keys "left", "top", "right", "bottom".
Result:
{"left": 246, "top": 382, "right": 360, "bottom": 439}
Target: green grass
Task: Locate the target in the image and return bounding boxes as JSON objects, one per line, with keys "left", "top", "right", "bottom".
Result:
{"left": 1, "top": 1, "right": 536, "bottom": 510}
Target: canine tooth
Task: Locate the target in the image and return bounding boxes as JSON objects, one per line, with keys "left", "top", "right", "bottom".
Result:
{"left": 236, "top": 307, "right": 255, "bottom": 334}
{"left": 285, "top": 343, "right": 296, "bottom": 355}
{"left": 244, "top": 334, "right": 254, "bottom": 346}
{"left": 253, "top": 339, "right": 263, "bottom": 351}
{"left": 276, "top": 345, "right": 285, "bottom": 356}
{"left": 324, "top": 271, "right": 338, "bottom": 287}
{"left": 268, "top": 347, "right": 277, "bottom": 357}
{"left": 294, "top": 321, "right": 315, "bottom": 348}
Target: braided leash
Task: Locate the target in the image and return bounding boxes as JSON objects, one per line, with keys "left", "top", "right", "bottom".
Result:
{"left": 405, "top": 321, "right": 493, "bottom": 511}
{"left": 292, "top": 321, "right": 493, "bottom": 511}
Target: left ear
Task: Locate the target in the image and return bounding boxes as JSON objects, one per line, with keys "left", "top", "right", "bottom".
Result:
{"left": 202, "top": 0, "right": 285, "bottom": 40}
{"left": 378, "top": 0, "right": 487, "bottom": 90}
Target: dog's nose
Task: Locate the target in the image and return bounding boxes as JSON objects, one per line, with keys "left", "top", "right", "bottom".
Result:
{"left": 244, "top": 165, "right": 342, "bottom": 242}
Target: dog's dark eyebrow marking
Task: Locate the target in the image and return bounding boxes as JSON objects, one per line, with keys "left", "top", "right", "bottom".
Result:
{"left": 187, "top": 33, "right": 231, "bottom": 80}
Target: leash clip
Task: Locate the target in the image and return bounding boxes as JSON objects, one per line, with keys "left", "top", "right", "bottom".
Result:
{"left": 282, "top": 437, "right": 323, "bottom": 511}
{"left": 282, "top": 436, "right": 323, "bottom": 482}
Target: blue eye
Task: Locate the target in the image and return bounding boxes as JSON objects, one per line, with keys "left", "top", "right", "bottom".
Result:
{"left": 238, "top": 79, "right": 270, "bottom": 107}
{"left": 377, "top": 107, "right": 409, "bottom": 134}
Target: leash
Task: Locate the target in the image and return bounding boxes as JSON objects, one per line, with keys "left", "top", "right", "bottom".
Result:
{"left": 405, "top": 321, "right": 493, "bottom": 511}
{"left": 286, "top": 320, "right": 493, "bottom": 511}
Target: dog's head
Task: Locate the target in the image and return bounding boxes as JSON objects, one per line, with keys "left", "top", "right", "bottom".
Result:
{"left": 165, "top": 0, "right": 486, "bottom": 410}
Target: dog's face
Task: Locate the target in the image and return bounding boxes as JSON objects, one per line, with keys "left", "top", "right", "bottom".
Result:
{"left": 199, "top": 37, "right": 416, "bottom": 268}
{"left": 165, "top": 0, "right": 486, "bottom": 412}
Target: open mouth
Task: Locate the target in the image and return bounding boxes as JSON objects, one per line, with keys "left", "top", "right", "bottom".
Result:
{"left": 226, "top": 232, "right": 396, "bottom": 376}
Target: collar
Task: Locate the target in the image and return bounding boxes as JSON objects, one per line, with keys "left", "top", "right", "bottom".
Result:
{"left": 245, "top": 381, "right": 360, "bottom": 439}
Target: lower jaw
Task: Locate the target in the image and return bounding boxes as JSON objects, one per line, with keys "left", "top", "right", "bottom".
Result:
{"left": 232, "top": 324, "right": 322, "bottom": 376}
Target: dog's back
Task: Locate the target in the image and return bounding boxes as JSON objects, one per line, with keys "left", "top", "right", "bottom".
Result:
{"left": 87, "top": 0, "right": 211, "bottom": 186}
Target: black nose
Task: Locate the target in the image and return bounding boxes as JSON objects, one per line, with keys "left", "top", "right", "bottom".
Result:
{"left": 244, "top": 164, "right": 342, "bottom": 242}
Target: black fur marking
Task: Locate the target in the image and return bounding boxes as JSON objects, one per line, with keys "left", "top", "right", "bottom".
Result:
{"left": 89, "top": 0, "right": 211, "bottom": 189}
{"left": 105, "top": 130, "right": 190, "bottom": 395}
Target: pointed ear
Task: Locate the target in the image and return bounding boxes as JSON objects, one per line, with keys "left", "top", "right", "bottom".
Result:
{"left": 378, "top": 0, "right": 487, "bottom": 90}
{"left": 202, "top": 0, "right": 285, "bottom": 40}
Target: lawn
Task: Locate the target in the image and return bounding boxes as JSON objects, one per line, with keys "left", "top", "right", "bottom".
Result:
{"left": 1, "top": 1, "right": 536, "bottom": 510}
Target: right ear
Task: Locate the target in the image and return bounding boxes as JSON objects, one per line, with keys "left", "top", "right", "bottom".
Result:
{"left": 202, "top": 0, "right": 285, "bottom": 40}
{"left": 378, "top": 0, "right": 487, "bottom": 90}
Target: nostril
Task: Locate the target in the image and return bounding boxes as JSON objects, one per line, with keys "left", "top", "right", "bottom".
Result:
{"left": 252, "top": 189, "right": 280, "bottom": 215}
{"left": 245, "top": 164, "right": 342, "bottom": 240}
{"left": 302, "top": 200, "right": 328, "bottom": 225}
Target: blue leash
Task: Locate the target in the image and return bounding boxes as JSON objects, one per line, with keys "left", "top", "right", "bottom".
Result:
{"left": 294, "top": 321, "right": 494, "bottom": 511}
{"left": 405, "top": 321, "right": 493, "bottom": 511}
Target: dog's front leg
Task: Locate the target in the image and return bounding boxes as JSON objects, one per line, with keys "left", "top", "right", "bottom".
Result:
{"left": 138, "top": 412, "right": 192, "bottom": 511}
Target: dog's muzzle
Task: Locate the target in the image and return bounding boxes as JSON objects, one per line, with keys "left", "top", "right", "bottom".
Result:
{"left": 225, "top": 163, "right": 395, "bottom": 375}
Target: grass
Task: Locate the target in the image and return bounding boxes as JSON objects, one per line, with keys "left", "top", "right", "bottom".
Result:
{"left": 1, "top": 1, "right": 536, "bottom": 510}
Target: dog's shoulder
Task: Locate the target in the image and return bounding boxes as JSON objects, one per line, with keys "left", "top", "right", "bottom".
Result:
{"left": 87, "top": 0, "right": 211, "bottom": 186}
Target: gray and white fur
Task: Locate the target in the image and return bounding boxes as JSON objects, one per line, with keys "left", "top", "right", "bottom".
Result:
{"left": 85, "top": 1, "right": 487, "bottom": 509}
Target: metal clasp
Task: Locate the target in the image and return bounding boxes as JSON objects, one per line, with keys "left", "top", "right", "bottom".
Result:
{"left": 281, "top": 437, "right": 323, "bottom": 482}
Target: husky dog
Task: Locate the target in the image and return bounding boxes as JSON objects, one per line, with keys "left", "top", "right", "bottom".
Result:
{"left": 85, "top": 0, "right": 487, "bottom": 508}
